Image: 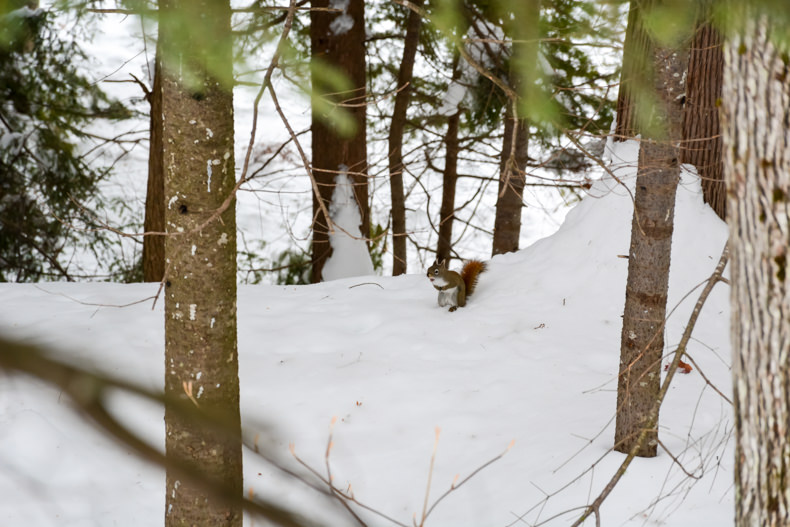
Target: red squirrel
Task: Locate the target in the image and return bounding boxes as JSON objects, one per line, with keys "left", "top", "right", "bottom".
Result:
{"left": 426, "top": 259, "right": 486, "bottom": 312}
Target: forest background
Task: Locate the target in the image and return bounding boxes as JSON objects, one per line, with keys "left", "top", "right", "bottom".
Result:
{"left": 2, "top": 0, "right": 790, "bottom": 526}
{"left": 0, "top": 0, "right": 622, "bottom": 284}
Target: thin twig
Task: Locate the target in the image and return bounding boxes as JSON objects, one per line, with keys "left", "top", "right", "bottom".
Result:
{"left": 419, "top": 427, "right": 441, "bottom": 527}
{"left": 423, "top": 439, "right": 515, "bottom": 521}
{"left": 239, "top": 0, "right": 298, "bottom": 183}
{"left": 656, "top": 439, "right": 702, "bottom": 480}
{"left": 562, "top": 130, "right": 639, "bottom": 222}
{"left": 33, "top": 285, "right": 156, "bottom": 309}
{"left": 268, "top": 82, "right": 334, "bottom": 235}
{"left": 291, "top": 445, "right": 405, "bottom": 527}
{"left": 348, "top": 282, "right": 385, "bottom": 289}
{"left": 682, "top": 353, "right": 732, "bottom": 405}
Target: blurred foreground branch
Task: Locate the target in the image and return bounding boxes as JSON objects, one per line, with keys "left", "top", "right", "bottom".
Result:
{"left": 0, "top": 336, "right": 321, "bottom": 527}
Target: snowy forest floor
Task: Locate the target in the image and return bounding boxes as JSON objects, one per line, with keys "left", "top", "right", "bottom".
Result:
{"left": 0, "top": 140, "right": 734, "bottom": 526}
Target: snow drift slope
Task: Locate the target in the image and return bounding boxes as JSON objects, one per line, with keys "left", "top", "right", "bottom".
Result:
{"left": 0, "top": 141, "right": 732, "bottom": 526}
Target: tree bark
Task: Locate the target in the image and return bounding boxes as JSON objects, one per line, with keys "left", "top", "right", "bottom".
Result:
{"left": 723, "top": 13, "right": 790, "bottom": 526}
{"left": 142, "top": 48, "right": 165, "bottom": 282}
{"left": 310, "top": 0, "right": 369, "bottom": 283}
{"left": 491, "top": 1, "right": 539, "bottom": 256}
{"left": 614, "top": 0, "right": 689, "bottom": 458}
{"left": 435, "top": 52, "right": 463, "bottom": 264}
{"left": 387, "top": 0, "right": 423, "bottom": 276}
{"left": 492, "top": 103, "right": 528, "bottom": 256}
{"left": 681, "top": 2, "right": 725, "bottom": 220}
{"left": 436, "top": 110, "right": 460, "bottom": 264}
{"left": 159, "top": 1, "right": 242, "bottom": 525}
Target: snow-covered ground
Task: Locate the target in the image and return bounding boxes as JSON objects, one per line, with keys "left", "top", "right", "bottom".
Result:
{"left": 0, "top": 140, "right": 733, "bottom": 526}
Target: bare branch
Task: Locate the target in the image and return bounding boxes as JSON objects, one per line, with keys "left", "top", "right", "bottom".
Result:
{"left": 0, "top": 337, "right": 323, "bottom": 527}
{"left": 570, "top": 241, "right": 729, "bottom": 527}
{"left": 424, "top": 439, "right": 515, "bottom": 521}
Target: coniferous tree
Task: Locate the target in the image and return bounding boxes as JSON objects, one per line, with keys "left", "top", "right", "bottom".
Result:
{"left": 159, "top": 0, "right": 242, "bottom": 523}
{"left": 614, "top": 0, "right": 690, "bottom": 458}
{"left": 0, "top": 2, "right": 129, "bottom": 281}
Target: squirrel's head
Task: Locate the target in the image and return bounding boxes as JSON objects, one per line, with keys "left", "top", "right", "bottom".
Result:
{"left": 426, "top": 259, "right": 447, "bottom": 283}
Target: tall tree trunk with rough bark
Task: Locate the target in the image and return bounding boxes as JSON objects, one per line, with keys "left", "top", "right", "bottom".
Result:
{"left": 310, "top": 0, "right": 369, "bottom": 283}
{"left": 681, "top": 1, "right": 725, "bottom": 220}
{"left": 614, "top": 0, "right": 689, "bottom": 458}
{"left": 723, "top": 12, "right": 790, "bottom": 526}
{"left": 143, "top": 48, "right": 164, "bottom": 282}
{"left": 436, "top": 109, "right": 460, "bottom": 264}
{"left": 159, "top": 1, "right": 242, "bottom": 524}
{"left": 387, "top": 0, "right": 423, "bottom": 276}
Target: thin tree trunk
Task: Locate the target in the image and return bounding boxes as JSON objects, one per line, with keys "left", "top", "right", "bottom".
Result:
{"left": 723, "top": 13, "right": 790, "bottom": 526}
{"left": 310, "top": 0, "right": 369, "bottom": 283}
{"left": 436, "top": 110, "right": 460, "bottom": 263}
{"left": 142, "top": 48, "right": 164, "bottom": 282}
{"left": 435, "top": 52, "right": 463, "bottom": 264}
{"left": 680, "top": 3, "right": 724, "bottom": 220}
{"left": 614, "top": 0, "right": 689, "bottom": 458}
{"left": 159, "top": 1, "right": 242, "bottom": 524}
{"left": 388, "top": 0, "right": 423, "bottom": 276}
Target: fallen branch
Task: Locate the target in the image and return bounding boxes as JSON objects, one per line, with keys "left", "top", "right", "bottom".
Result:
{"left": 570, "top": 241, "right": 729, "bottom": 527}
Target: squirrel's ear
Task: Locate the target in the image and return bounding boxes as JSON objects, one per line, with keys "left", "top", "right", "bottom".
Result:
{"left": 439, "top": 258, "right": 446, "bottom": 267}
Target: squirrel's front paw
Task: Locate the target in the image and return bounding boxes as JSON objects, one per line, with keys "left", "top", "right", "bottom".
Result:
{"left": 448, "top": 306, "right": 457, "bottom": 312}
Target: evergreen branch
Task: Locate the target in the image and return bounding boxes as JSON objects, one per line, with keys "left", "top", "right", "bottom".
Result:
{"left": 389, "top": 0, "right": 518, "bottom": 101}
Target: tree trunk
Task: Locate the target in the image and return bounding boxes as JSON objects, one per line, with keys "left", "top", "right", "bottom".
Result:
{"left": 491, "top": 1, "right": 539, "bottom": 257}
{"left": 159, "top": 1, "right": 242, "bottom": 525}
{"left": 492, "top": 104, "right": 527, "bottom": 256}
{"left": 723, "top": 13, "right": 790, "bottom": 526}
{"left": 142, "top": 48, "right": 164, "bottom": 282}
{"left": 387, "top": 0, "right": 423, "bottom": 276}
{"left": 614, "top": 1, "right": 652, "bottom": 141}
{"left": 310, "top": 0, "right": 369, "bottom": 283}
{"left": 681, "top": 2, "right": 725, "bottom": 220}
{"left": 436, "top": 110, "right": 460, "bottom": 264}
{"left": 614, "top": 0, "right": 689, "bottom": 458}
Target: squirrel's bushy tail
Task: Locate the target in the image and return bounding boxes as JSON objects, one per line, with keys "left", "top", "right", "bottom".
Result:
{"left": 461, "top": 260, "right": 486, "bottom": 297}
